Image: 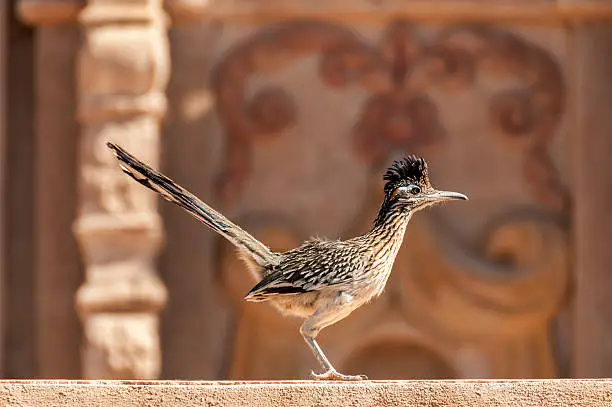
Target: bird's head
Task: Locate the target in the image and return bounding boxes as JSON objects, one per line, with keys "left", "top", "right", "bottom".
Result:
{"left": 382, "top": 155, "right": 468, "bottom": 213}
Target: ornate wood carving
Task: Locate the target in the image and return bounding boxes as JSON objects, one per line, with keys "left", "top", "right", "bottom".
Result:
{"left": 73, "top": 0, "right": 169, "bottom": 379}
{"left": 215, "top": 21, "right": 570, "bottom": 379}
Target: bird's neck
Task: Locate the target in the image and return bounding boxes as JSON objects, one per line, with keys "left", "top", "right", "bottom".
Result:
{"left": 368, "top": 199, "right": 412, "bottom": 248}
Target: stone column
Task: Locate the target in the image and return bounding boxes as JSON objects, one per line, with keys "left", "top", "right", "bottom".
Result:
{"left": 74, "top": 0, "right": 169, "bottom": 379}
{"left": 570, "top": 21, "right": 612, "bottom": 377}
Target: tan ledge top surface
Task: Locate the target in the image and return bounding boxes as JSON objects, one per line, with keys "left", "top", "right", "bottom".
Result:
{"left": 1, "top": 379, "right": 612, "bottom": 406}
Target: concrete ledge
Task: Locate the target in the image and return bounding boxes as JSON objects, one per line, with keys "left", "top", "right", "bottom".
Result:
{"left": 1, "top": 380, "right": 612, "bottom": 406}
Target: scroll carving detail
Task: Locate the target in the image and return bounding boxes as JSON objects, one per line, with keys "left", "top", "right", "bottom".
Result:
{"left": 214, "top": 21, "right": 570, "bottom": 379}
{"left": 214, "top": 22, "right": 567, "bottom": 213}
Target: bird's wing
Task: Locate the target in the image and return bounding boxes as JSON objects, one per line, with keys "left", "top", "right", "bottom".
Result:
{"left": 244, "top": 240, "right": 371, "bottom": 301}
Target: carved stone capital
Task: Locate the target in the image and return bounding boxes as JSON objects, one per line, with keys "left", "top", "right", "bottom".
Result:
{"left": 17, "top": 0, "right": 85, "bottom": 26}
{"left": 163, "top": 0, "right": 210, "bottom": 23}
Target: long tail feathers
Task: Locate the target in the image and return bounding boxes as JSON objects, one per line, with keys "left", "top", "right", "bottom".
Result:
{"left": 106, "top": 142, "right": 279, "bottom": 267}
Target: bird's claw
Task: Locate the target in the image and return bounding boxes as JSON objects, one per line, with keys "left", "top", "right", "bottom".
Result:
{"left": 310, "top": 369, "right": 368, "bottom": 381}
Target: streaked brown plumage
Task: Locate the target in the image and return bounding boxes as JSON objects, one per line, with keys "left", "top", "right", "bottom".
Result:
{"left": 107, "top": 142, "right": 468, "bottom": 381}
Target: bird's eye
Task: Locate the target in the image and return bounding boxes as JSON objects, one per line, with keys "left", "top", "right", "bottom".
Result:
{"left": 410, "top": 185, "right": 421, "bottom": 195}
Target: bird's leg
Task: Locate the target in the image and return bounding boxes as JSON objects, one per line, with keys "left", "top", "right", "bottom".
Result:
{"left": 300, "top": 333, "right": 366, "bottom": 381}
{"left": 299, "top": 292, "right": 367, "bottom": 381}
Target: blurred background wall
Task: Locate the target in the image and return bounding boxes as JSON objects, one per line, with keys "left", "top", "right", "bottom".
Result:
{"left": 1, "top": 0, "right": 610, "bottom": 381}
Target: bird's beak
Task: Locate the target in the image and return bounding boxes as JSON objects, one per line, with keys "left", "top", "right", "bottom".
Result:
{"left": 427, "top": 190, "right": 469, "bottom": 203}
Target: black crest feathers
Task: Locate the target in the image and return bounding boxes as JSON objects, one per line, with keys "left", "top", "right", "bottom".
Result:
{"left": 383, "top": 155, "right": 430, "bottom": 194}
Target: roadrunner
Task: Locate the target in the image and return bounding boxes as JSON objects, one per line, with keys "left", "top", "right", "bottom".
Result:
{"left": 107, "top": 142, "right": 468, "bottom": 381}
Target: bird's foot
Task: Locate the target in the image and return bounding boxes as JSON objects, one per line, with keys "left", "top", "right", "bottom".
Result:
{"left": 310, "top": 369, "right": 367, "bottom": 381}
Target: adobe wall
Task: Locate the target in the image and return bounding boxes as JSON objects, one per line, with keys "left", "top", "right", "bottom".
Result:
{"left": 1, "top": 380, "right": 612, "bottom": 406}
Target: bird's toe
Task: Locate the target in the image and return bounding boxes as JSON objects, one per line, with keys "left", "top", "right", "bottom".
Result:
{"left": 310, "top": 369, "right": 367, "bottom": 381}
